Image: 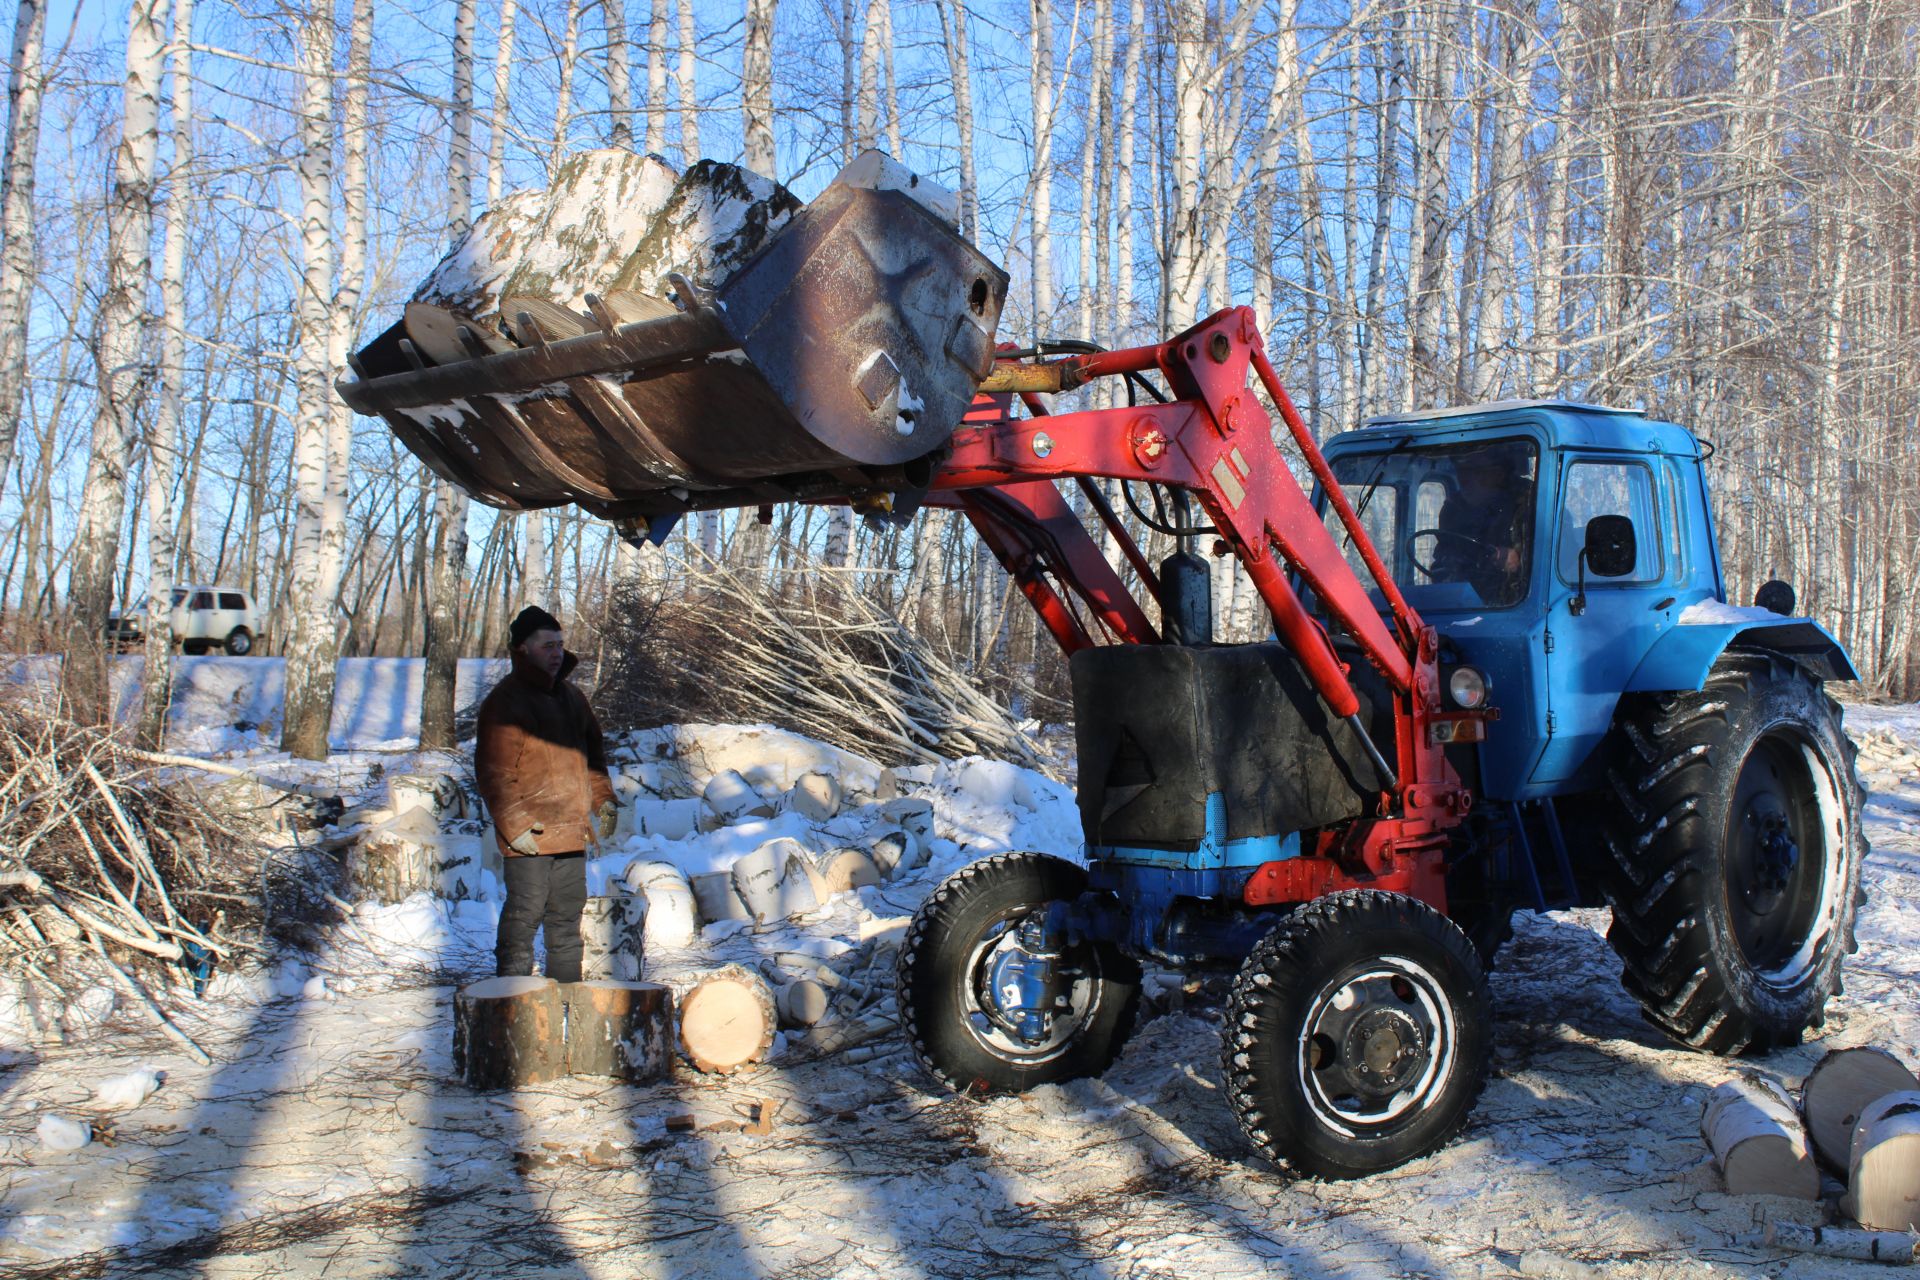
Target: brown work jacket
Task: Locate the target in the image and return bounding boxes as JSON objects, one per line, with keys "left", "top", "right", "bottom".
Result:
{"left": 474, "top": 649, "right": 615, "bottom": 856}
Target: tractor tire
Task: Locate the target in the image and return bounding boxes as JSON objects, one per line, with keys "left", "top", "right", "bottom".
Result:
{"left": 1599, "top": 651, "right": 1865, "bottom": 1055}
{"left": 898, "top": 852, "right": 1140, "bottom": 1095}
{"left": 224, "top": 627, "right": 253, "bottom": 656}
{"left": 1222, "top": 890, "right": 1492, "bottom": 1179}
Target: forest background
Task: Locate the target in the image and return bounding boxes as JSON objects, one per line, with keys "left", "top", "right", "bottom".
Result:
{"left": 0, "top": 0, "right": 1914, "bottom": 758}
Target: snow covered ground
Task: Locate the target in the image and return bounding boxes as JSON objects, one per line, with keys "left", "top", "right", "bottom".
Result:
{"left": 0, "top": 685, "right": 1917, "bottom": 1277}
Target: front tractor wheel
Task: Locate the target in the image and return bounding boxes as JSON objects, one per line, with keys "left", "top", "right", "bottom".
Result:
{"left": 1601, "top": 652, "right": 1865, "bottom": 1054}
{"left": 1223, "top": 890, "right": 1492, "bottom": 1179}
{"left": 898, "top": 852, "right": 1140, "bottom": 1095}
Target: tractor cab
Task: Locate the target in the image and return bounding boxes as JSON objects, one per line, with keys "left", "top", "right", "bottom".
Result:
{"left": 1320, "top": 399, "right": 1789, "bottom": 802}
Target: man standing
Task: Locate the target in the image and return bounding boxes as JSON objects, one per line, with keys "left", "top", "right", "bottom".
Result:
{"left": 474, "top": 606, "right": 617, "bottom": 984}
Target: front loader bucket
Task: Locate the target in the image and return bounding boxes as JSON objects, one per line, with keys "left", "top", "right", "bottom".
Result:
{"left": 337, "top": 177, "right": 1009, "bottom": 525}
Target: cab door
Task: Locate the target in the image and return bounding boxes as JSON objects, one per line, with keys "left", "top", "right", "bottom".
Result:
{"left": 1529, "top": 455, "right": 1673, "bottom": 786}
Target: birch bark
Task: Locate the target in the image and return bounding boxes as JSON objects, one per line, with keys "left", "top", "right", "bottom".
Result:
{"left": 604, "top": 0, "right": 633, "bottom": 147}
{"left": 64, "top": 0, "right": 163, "bottom": 726}
{"left": 1029, "top": 0, "right": 1055, "bottom": 331}
{"left": 676, "top": 0, "right": 698, "bottom": 161}
{"left": 645, "top": 0, "right": 667, "bottom": 153}
{"left": 935, "top": 0, "right": 977, "bottom": 238}
{"left": 552, "top": 0, "right": 579, "bottom": 168}
{"left": 281, "top": 0, "right": 341, "bottom": 761}
{"left": 138, "top": 0, "right": 195, "bottom": 749}
{"left": 0, "top": 0, "right": 44, "bottom": 503}
{"left": 486, "top": 0, "right": 516, "bottom": 207}
{"left": 742, "top": 0, "right": 778, "bottom": 177}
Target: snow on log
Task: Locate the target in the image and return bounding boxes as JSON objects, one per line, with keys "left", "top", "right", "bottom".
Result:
{"left": 413, "top": 149, "right": 681, "bottom": 326}
{"left": 1700, "top": 1074, "right": 1818, "bottom": 1199}
{"left": 622, "top": 860, "right": 697, "bottom": 948}
{"left": 1847, "top": 1089, "right": 1920, "bottom": 1231}
{"left": 559, "top": 980, "right": 674, "bottom": 1082}
{"left": 875, "top": 797, "right": 935, "bottom": 841}
{"left": 452, "top": 976, "right": 566, "bottom": 1090}
{"left": 1762, "top": 1221, "right": 1917, "bottom": 1264}
{"left": 350, "top": 809, "right": 486, "bottom": 904}
{"left": 580, "top": 893, "right": 646, "bottom": 981}
{"left": 814, "top": 847, "right": 881, "bottom": 894}
{"left": 674, "top": 964, "right": 777, "bottom": 1074}
{"left": 387, "top": 773, "right": 467, "bottom": 822}
{"left": 1801, "top": 1046, "right": 1920, "bottom": 1168}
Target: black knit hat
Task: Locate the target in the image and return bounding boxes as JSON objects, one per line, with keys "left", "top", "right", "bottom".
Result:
{"left": 509, "top": 605, "right": 562, "bottom": 648}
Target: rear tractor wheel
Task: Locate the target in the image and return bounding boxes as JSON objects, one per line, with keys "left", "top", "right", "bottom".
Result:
{"left": 1600, "top": 652, "right": 1865, "bottom": 1054}
{"left": 1223, "top": 890, "right": 1492, "bottom": 1179}
{"left": 898, "top": 852, "right": 1141, "bottom": 1094}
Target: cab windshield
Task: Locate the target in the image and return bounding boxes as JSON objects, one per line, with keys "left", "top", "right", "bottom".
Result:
{"left": 1317, "top": 437, "right": 1539, "bottom": 612}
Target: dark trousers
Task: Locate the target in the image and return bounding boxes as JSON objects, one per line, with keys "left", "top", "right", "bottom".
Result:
{"left": 497, "top": 852, "right": 586, "bottom": 983}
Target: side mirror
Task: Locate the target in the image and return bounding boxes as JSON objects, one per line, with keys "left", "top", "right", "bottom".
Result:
{"left": 1583, "top": 515, "right": 1637, "bottom": 578}
{"left": 1570, "top": 515, "right": 1636, "bottom": 616}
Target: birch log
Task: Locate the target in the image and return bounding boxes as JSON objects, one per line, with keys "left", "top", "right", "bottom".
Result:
{"left": 1847, "top": 1090, "right": 1920, "bottom": 1231}
{"left": 623, "top": 859, "right": 697, "bottom": 946}
{"left": 1700, "top": 1075, "right": 1818, "bottom": 1199}
{"left": 675, "top": 964, "right": 777, "bottom": 1073}
{"left": 453, "top": 976, "right": 565, "bottom": 1089}
{"left": 1801, "top": 1046, "right": 1920, "bottom": 1168}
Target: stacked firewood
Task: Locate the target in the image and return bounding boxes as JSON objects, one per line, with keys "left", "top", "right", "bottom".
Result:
{"left": 0, "top": 704, "right": 280, "bottom": 1062}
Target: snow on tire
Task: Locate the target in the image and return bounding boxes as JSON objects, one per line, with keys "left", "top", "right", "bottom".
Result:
{"left": 1599, "top": 650, "right": 1866, "bottom": 1054}
{"left": 896, "top": 851, "right": 1140, "bottom": 1095}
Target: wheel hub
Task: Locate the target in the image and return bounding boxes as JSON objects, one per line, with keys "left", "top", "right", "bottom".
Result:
{"left": 1343, "top": 1007, "right": 1429, "bottom": 1095}
{"left": 1741, "top": 794, "right": 1800, "bottom": 915}
{"left": 978, "top": 913, "right": 1077, "bottom": 1047}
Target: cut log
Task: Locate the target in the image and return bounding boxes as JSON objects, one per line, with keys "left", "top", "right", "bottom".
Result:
{"left": 623, "top": 860, "right": 698, "bottom": 947}
{"left": 795, "top": 1008, "right": 898, "bottom": 1059}
{"left": 580, "top": 892, "right": 646, "bottom": 981}
{"left": 1848, "top": 1089, "right": 1920, "bottom": 1231}
{"left": 869, "top": 828, "right": 927, "bottom": 879}
{"left": 675, "top": 964, "right": 777, "bottom": 1074}
{"left": 1763, "top": 1221, "right": 1917, "bottom": 1264}
{"left": 875, "top": 797, "right": 935, "bottom": 841}
{"left": 1801, "top": 1046, "right": 1920, "bottom": 1168}
{"left": 774, "top": 978, "right": 831, "bottom": 1028}
{"left": 559, "top": 980, "right": 674, "bottom": 1081}
{"left": 781, "top": 771, "right": 842, "bottom": 822}
{"left": 690, "top": 871, "right": 752, "bottom": 924}
{"left": 814, "top": 847, "right": 881, "bottom": 894}
{"left": 1700, "top": 1075, "right": 1818, "bottom": 1199}
{"left": 702, "top": 770, "right": 776, "bottom": 825}
{"left": 350, "top": 809, "right": 486, "bottom": 904}
{"left": 452, "top": 976, "right": 565, "bottom": 1090}
{"left": 387, "top": 773, "right": 467, "bottom": 822}
{"left": 732, "top": 838, "right": 823, "bottom": 923}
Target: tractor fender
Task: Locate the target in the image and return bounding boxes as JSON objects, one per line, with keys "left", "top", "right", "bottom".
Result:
{"left": 1623, "top": 616, "right": 1857, "bottom": 693}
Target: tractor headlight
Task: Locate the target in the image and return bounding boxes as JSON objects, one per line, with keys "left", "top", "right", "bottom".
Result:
{"left": 1447, "top": 666, "right": 1490, "bottom": 710}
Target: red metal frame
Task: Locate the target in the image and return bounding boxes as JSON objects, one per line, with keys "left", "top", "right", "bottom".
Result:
{"left": 927, "top": 307, "right": 1475, "bottom": 914}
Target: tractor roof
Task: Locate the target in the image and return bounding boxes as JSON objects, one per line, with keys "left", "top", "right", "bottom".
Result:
{"left": 1361, "top": 398, "right": 1644, "bottom": 427}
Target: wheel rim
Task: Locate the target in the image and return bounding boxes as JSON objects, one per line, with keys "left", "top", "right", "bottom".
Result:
{"left": 960, "top": 908, "right": 1102, "bottom": 1066}
{"left": 1724, "top": 727, "right": 1846, "bottom": 986}
{"left": 230, "top": 633, "right": 251, "bottom": 654}
{"left": 1295, "top": 954, "right": 1457, "bottom": 1139}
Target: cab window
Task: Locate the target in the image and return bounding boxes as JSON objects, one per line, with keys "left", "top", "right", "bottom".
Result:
{"left": 218, "top": 592, "right": 246, "bottom": 611}
{"left": 189, "top": 590, "right": 213, "bottom": 610}
{"left": 1558, "top": 461, "right": 1661, "bottom": 582}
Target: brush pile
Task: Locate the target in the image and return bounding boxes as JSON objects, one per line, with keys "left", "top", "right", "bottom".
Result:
{"left": 0, "top": 703, "right": 273, "bottom": 1061}
{"left": 593, "top": 556, "right": 1057, "bottom": 778}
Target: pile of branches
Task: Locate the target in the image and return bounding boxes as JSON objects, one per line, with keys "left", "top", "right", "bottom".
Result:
{"left": 594, "top": 557, "right": 1059, "bottom": 777}
{"left": 0, "top": 703, "right": 271, "bottom": 1062}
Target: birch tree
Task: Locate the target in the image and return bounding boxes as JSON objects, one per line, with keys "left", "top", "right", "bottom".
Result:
{"left": 486, "top": 0, "right": 517, "bottom": 207}
{"left": 676, "top": 0, "right": 698, "bottom": 161}
{"left": 63, "top": 0, "right": 164, "bottom": 726}
{"left": 0, "top": 0, "right": 44, "bottom": 503}
{"left": 605, "top": 0, "right": 634, "bottom": 147}
{"left": 743, "top": 0, "right": 778, "bottom": 177}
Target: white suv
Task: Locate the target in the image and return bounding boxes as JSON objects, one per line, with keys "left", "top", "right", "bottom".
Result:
{"left": 107, "top": 586, "right": 261, "bottom": 655}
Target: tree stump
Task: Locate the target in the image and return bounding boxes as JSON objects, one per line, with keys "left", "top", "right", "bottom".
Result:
{"left": 453, "top": 976, "right": 565, "bottom": 1090}
{"left": 560, "top": 981, "right": 674, "bottom": 1082}
{"left": 1847, "top": 1089, "right": 1920, "bottom": 1231}
{"left": 675, "top": 964, "right": 777, "bottom": 1074}
{"left": 1700, "top": 1074, "right": 1817, "bottom": 1198}
{"left": 351, "top": 811, "right": 486, "bottom": 904}
{"left": 1801, "top": 1046, "right": 1920, "bottom": 1167}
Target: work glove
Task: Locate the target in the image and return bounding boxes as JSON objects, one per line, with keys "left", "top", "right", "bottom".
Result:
{"left": 508, "top": 823, "right": 544, "bottom": 856}
{"left": 597, "top": 801, "right": 618, "bottom": 841}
